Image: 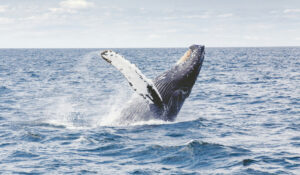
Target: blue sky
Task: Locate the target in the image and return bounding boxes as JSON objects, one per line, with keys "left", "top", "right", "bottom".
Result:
{"left": 0, "top": 0, "right": 300, "bottom": 48}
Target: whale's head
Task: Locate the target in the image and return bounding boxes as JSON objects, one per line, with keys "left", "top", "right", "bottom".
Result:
{"left": 154, "top": 44, "right": 205, "bottom": 121}
{"left": 175, "top": 44, "right": 205, "bottom": 88}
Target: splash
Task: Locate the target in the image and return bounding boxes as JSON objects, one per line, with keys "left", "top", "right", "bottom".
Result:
{"left": 42, "top": 50, "right": 173, "bottom": 128}
{"left": 44, "top": 96, "right": 90, "bottom": 129}
{"left": 96, "top": 84, "right": 130, "bottom": 126}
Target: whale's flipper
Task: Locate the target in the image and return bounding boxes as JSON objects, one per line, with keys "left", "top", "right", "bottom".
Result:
{"left": 101, "top": 50, "right": 164, "bottom": 108}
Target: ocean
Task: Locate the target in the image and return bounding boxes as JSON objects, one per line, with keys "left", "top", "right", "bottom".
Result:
{"left": 0, "top": 47, "right": 299, "bottom": 174}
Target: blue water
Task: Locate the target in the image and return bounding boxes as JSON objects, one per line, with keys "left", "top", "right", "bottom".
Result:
{"left": 0, "top": 47, "right": 299, "bottom": 174}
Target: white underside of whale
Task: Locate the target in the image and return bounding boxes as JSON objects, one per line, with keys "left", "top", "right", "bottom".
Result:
{"left": 101, "top": 50, "right": 163, "bottom": 106}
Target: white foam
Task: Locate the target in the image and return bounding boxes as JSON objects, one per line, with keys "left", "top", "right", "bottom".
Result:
{"left": 129, "top": 119, "right": 171, "bottom": 126}
{"left": 44, "top": 96, "right": 84, "bottom": 129}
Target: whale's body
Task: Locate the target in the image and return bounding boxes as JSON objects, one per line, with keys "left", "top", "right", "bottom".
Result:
{"left": 101, "top": 45, "right": 205, "bottom": 124}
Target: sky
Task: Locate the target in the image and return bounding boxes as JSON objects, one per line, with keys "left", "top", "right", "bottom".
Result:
{"left": 0, "top": 0, "right": 300, "bottom": 48}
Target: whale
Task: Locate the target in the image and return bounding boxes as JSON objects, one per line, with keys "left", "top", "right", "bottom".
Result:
{"left": 101, "top": 44, "right": 205, "bottom": 124}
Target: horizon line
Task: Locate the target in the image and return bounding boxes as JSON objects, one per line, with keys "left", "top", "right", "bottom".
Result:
{"left": 1, "top": 46, "right": 300, "bottom": 49}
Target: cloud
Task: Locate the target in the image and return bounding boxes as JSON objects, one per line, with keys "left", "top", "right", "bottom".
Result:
{"left": 244, "top": 35, "right": 259, "bottom": 40}
{"left": 163, "top": 13, "right": 210, "bottom": 20}
{"left": 50, "top": 0, "right": 94, "bottom": 13}
{"left": 0, "top": 17, "right": 14, "bottom": 24}
{"left": 148, "top": 34, "right": 161, "bottom": 39}
{"left": 269, "top": 10, "right": 279, "bottom": 14}
{"left": 162, "top": 16, "right": 179, "bottom": 20}
{"left": 0, "top": 5, "right": 8, "bottom": 12}
{"left": 283, "top": 9, "right": 300, "bottom": 13}
{"left": 217, "top": 13, "right": 233, "bottom": 18}
{"left": 185, "top": 14, "right": 210, "bottom": 19}
{"left": 60, "top": 0, "right": 93, "bottom": 9}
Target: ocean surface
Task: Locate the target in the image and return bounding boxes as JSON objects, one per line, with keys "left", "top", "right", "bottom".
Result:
{"left": 0, "top": 47, "right": 299, "bottom": 174}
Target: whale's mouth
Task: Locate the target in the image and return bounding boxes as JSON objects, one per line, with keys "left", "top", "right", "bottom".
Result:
{"left": 176, "top": 49, "right": 192, "bottom": 65}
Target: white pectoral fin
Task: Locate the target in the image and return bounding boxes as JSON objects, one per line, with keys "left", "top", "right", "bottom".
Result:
{"left": 101, "top": 50, "right": 164, "bottom": 108}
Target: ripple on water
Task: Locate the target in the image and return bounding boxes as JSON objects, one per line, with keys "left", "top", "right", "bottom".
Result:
{"left": 125, "top": 139, "right": 251, "bottom": 171}
{"left": 10, "top": 151, "right": 39, "bottom": 159}
{"left": 0, "top": 86, "right": 11, "bottom": 95}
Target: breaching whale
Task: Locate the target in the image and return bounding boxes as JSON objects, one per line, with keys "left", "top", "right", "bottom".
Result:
{"left": 101, "top": 44, "right": 205, "bottom": 124}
